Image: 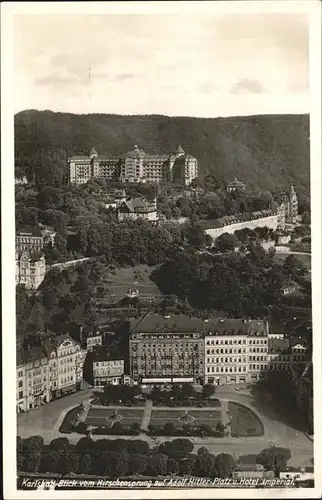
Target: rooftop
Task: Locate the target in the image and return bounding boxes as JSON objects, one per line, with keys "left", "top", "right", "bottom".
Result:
{"left": 17, "top": 227, "right": 43, "bottom": 237}
{"left": 129, "top": 314, "right": 269, "bottom": 336}
{"left": 118, "top": 198, "right": 156, "bottom": 214}
{"left": 92, "top": 345, "right": 123, "bottom": 362}
{"left": 198, "top": 209, "right": 276, "bottom": 231}
{"left": 227, "top": 178, "right": 245, "bottom": 187}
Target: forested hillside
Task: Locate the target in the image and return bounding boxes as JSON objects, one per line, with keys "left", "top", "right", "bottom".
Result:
{"left": 15, "top": 110, "right": 310, "bottom": 197}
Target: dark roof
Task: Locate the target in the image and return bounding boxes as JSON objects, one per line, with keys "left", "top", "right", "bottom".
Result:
{"left": 118, "top": 198, "right": 156, "bottom": 214}
{"left": 227, "top": 178, "right": 245, "bottom": 187}
{"left": 92, "top": 345, "right": 123, "bottom": 362}
{"left": 130, "top": 314, "right": 268, "bottom": 336}
{"left": 198, "top": 209, "right": 276, "bottom": 231}
{"left": 268, "top": 338, "right": 290, "bottom": 353}
{"left": 17, "top": 346, "right": 48, "bottom": 367}
{"left": 69, "top": 155, "right": 89, "bottom": 161}
{"left": 17, "top": 227, "right": 43, "bottom": 237}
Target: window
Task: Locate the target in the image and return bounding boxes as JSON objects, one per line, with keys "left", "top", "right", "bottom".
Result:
{"left": 18, "top": 380, "right": 23, "bottom": 388}
{"left": 18, "top": 370, "right": 23, "bottom": 377}
{"left": 19, "top": 391, "right": 23, "bottom": 399}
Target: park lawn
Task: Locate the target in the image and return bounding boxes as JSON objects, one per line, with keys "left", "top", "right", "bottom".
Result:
{"left": 150, "top": 409, "right": 222, "bottom": 429}
{"left": 228, "top": 401, "right": 264, "bottom": 437}
{"left": 86, "top": 407, "right": 144, "bottom": 429}
{"left": 101, "top": 264, "right": 161, "bottom": 297}
{"left": 59, "top": 406, "right": 82, "bottom": 434}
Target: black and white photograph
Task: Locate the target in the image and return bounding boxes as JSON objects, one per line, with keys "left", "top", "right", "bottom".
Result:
{"left": 2, "top": 1, "right": 321, "bottom": 498}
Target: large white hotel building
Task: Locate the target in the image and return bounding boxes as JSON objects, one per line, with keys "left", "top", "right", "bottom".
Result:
{"left": 69, "top": 145, "right": 198, "bottom": 186}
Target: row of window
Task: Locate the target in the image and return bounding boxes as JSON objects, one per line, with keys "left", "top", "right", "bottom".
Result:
{"left": 206, "top": 357, "right": 247, "bottom": 364}
{"left": 206, "top": 338, "right": 267, "bottom": 345}
{"left": 206, "top": 366, "right": 247, "bottom": 373}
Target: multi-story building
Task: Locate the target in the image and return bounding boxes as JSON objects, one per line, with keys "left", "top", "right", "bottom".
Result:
{"left": 128, "top": 314, "right": 309, "bottom": 387}
{"left": 16, "top": 346, "right": 51, "bottom": 413}
{"left": 16, "top": 334, "right": 87, "bottom": 413}
{"left": 91, "top": 346, "right": 125, "bottom": 387}
{"left": 129, "top": 314, "right": 205, "bottom": 384}
{"left": 15, "top": 251, "right": 46, "bottom": 290}
{"left": 204, "top": 319, "right": 269, "bottom": 385}
{"left": 116, "top": 197, "right": 158, "bottom": 222}
{"left": 69, "top": 147, "right": 121, "bottom": 185}
{"left": 86, "top": 332, "right": 103, "bottom": 351}
{"left": 267, "top": 340, "right": 308, "bottom": 372}
{"left": 199, "top": 205, "right": 286, "bottom": 242}
{"left": 16, "top": 227, "right": 56, "bottom": 252}
{"left": 69, "top": 145, "right": 198, "bottom": 187}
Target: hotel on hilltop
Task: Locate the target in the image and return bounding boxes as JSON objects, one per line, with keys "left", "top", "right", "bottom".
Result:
{"left": 68, "top": 144, "right": 198, "bottom": 186}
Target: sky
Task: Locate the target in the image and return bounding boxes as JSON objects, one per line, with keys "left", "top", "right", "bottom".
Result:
{"left": 14, "top": 12, "right": 309, "bottom": 118}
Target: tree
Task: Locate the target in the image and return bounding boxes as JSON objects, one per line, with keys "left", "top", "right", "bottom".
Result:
{"left": 23, "top": 450, "right": 42, "bottom": 472}
{"left": 56, "top": 452, "right": 79, "bottom": 475}
{"left": 202, "top": 384, "right": 216, "bottom": 400}
{"left": 111, "top": 451, "right": 129, "bottom": 477}
{"left": 127, "top": 440, "right": 150, "bottom": 455}
{"left": 194, "top": 451, "right": 216, "bottom": 478}
{"left": 256, "top": 446, "right": 291, "bottom": 476}
{"left": 159, "top": 439, "right": 193, "bottom": 461}
{"left": 167, "top": 457, "right": 180, "bottom": 475}
{"left": 17, "top": 453, "right": 24, "bottom": 471}
{"left": 215, "top": 233, "right": 239, "bottom": 252}
{"left": 197, "top": 446, "right": 209, "bottom": 456}
{"left": 22, "top": 435, "right": 44, "bottom": 453}
{"left": 78, "top": 453, "right": 92, "bottom": 474}
{"left": 39, "top": 451, "right": 60, "bottom": 473}
{"left": 49, "top": 437, "right": 70, "bottom": 453}
{"left": 128, "top": 454, "right": 148, "bottom": 475}
{"left": 179, "top": 454, "right": 197, "bottom": 475}
{"left": 148, "top": 453, "right": 168, "bottom": 476}
{"left": 215, "top": 453, "right": 236, "bottom": 478}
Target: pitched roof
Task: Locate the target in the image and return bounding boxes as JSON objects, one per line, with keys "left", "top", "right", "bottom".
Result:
{"left": 176, "top": 144, "right": 185, "bottom": 154}
{"left": 16, "top": 346, "right": 48, "bottom": 367}
{"left": 90, "top": 147, "right": 98, "bottom": 155}
{"left": 268, "top": 338, "right": 290, "bottom": 353}
{"left": 227, "top": 178, "right": 245, "bottom": 187}
{"left": 17, "top": 227, "right": 43, "bottom": 237}
{"left": 69, "top": 156, "right": 90, "bottom": 161}
{"left": 92, "top": 345, "right": 123, "bottom": 362}
{"left": 118, "top": 198, "right": 156, "bottom": 214}
{"left": 129, "top": 314, "right": 268, "bottom": 336}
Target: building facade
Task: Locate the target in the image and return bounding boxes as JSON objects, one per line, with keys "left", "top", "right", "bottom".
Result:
{"left": 16, "top": 227, "right": 56, "bottom": 252}
{"left": 128, "top": 314, "right": 309, "bottom": 387}
{"left": 16, "top": 334, "right": 87, "bottom": 413}
{"left": 199, "top": 206, "right": 286, "bottom": 242}
{"left": 204, "top": 319, "right": 269, "bottom": 385}
{"left": 16, "top": 347, "right": 51, "bottom": 413}
{"left": 15, "top": 251, "right": 46, "bottom": 290}
{"left": 91, "top": 346, "right": 125, "bottom": 386}
{"left": 69, "top": 145, "right": 198, "bottom": 187}
{"left": 129, "top": 314, "right": 205, "bottom": 384}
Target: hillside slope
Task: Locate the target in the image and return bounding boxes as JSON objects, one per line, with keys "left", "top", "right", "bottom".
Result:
{"left": 15, "top": 110, "right": 310, "bottom": 196}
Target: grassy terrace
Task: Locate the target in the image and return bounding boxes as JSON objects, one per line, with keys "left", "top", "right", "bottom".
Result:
{"left": 228, "top": 401, "right": 264, "bottom": 437}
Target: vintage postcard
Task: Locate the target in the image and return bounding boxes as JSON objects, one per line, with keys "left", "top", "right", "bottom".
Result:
{"left": 1, "top": 1, "right": 321, "bottom": 498}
